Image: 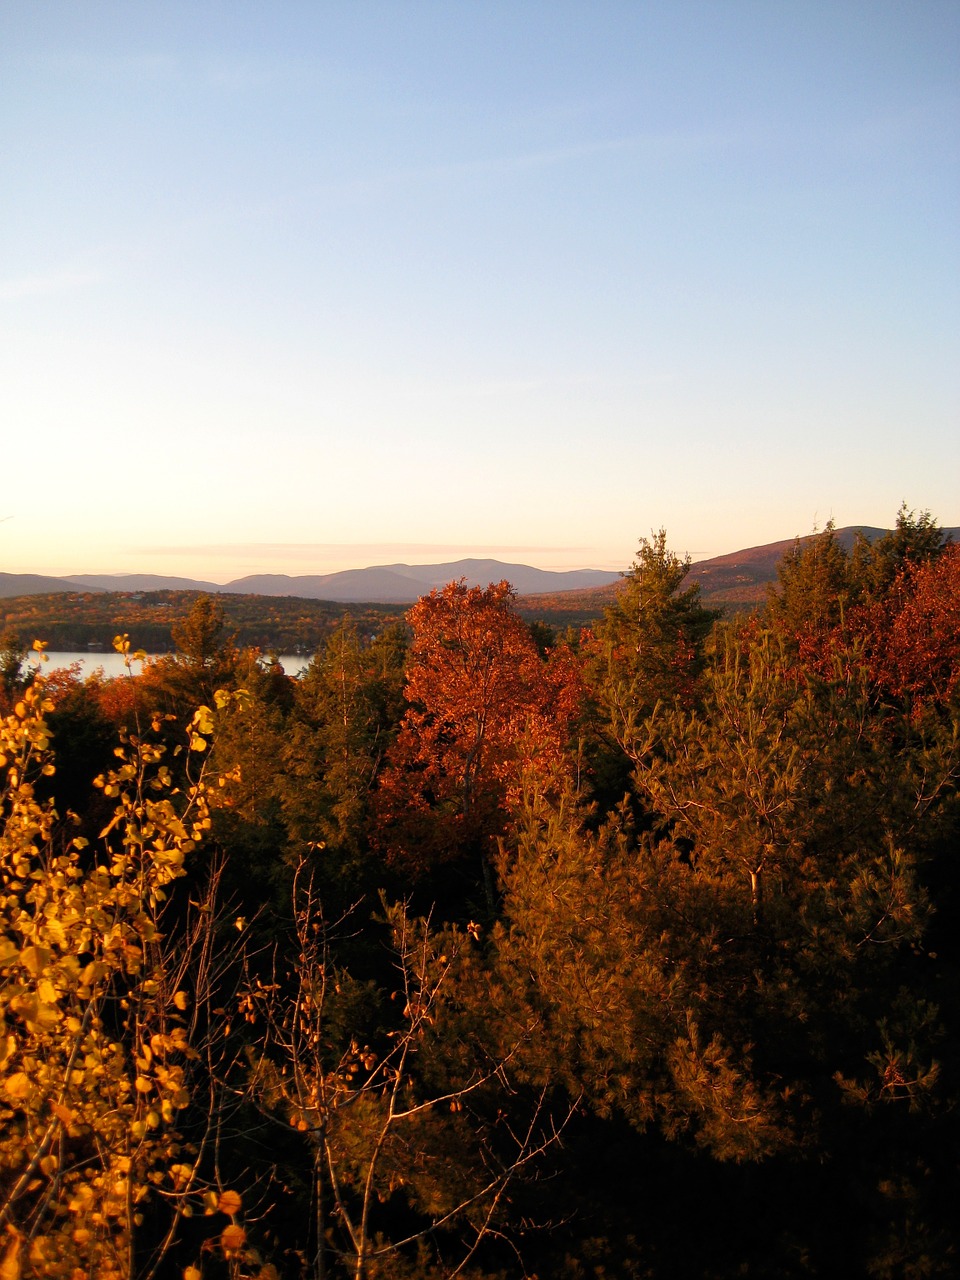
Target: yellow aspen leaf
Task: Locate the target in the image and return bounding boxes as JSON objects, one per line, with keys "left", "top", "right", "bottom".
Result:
{"left": 134, "top": 1076, "right": 153, "bottom": 1094}
{"left": 4, "top": 1074, "right": 33, "bottom": 1101}
{"left": 173, "top": 990, "right": 190, "bottom": 1011}
{"left": 19, "top": 946, "right": 50, "bottom": 977}
{"left": 191, "top": 706, "right": 215, "bottom": 734}
{"left": 183, "top": 1269, "right": 202, "bottom": 1280}
{"left": 220, "top": 1224, "right": 246, "bottom": 1252}
{"left": 0, "top": 1231, "right": 21, "bottom": 1280}
{"left": 217, "top": 1190, "right": 242, "bottom": 1216}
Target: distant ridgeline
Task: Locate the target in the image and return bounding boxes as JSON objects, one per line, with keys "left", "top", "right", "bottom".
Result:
{"left": 2, "top": 525, "right": 957, "bottom": 648}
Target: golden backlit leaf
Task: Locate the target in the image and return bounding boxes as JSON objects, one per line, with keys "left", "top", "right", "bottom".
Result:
{"left": 217, "top": 1190, "right": 242, "bottom": 1216}
{"left": 220, "top": 1224, "right": 246, "bottom": 1252}
{"left": 4, "top": 1074, "right": 32, "bottom": 1101}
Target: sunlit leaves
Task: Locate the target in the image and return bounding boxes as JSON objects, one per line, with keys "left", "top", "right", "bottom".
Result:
{"left": 0, "top": 670, "right": 231, "bottom": 1276}
{"left": 374, "top": 580, "right": 582, "bottom": 876}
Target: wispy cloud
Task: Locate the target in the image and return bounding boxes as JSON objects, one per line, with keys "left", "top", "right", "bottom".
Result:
{"left": 138, "top": 542, "right": 596, "bottom": 561}
{"left": 298, "top": 124, "right": 758, "bottom": 214}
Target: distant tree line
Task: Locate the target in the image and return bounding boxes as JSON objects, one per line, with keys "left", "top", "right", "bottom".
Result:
{"left": 0, "top": 591, "right": 407, "bottom": 655}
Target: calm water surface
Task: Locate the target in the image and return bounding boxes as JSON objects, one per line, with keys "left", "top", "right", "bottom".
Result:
{"left": 25, "top": 652, "right": 312, "bottom": 680}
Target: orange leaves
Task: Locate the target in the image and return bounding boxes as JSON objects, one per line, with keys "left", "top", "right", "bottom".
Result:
{"left": 876, "top": 544, "right": 960, "bottom": 709}
{"left": 374, "top": 580, "right": 582, "bottom": 874}
{"left": 809, "top": 543, "right": 960, "bottom": 716}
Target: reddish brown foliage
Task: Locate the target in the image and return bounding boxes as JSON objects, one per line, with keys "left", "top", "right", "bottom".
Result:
{"left": 859, "top": 543, "right": 960, "bottom": 710}
{"left": 794, "top": 544, "right": 960, "bottom": 716}
{"left": 374, "top": 580, "right": 583, "bottom": 876}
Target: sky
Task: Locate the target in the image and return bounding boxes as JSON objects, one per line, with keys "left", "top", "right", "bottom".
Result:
{"left": 1, "top": 1, "right": 957, "bottom": 582}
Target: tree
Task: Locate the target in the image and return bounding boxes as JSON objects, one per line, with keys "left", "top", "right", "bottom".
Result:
{"left": 141, "top": 595, "right": 241, "bottom": 714}
{"left": 494, "top": 771, "right": 790, "bottom": 1163}
{"left": 0, "top": 651, "right": 249, "bottom": 1278}
{"left": 278, "top": 621, "right": 408, "bottom": 892}
{"left": 766, "top": 520, "right": 853, "bottom": 638}
{"left": 852, "top": 504, "right": 948, "bottom": 605}
{"left": 373, "top": 581, "right": 581, "bottom": 891}
{"left": 244, "top": 863, "right": 574, "bottom": 1280}
{"left": 0, "top": 631, "right": 26, "bottom": 707}
{"left": 591, "top": 530, "right": 716, "bottom": 770}
{"left": 171, "top": 595, "right": 228, "bottom": 670}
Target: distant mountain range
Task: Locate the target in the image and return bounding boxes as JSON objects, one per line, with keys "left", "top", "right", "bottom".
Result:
{"left": 0, "top": 559, "right": 620, "bottom": 602}
{"left": 2, "top": 529, "right": 956, "bottom": 607}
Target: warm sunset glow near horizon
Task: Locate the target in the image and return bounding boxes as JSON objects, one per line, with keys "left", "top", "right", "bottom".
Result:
{"left": 2, "top": 3, "right": 957, "bottom": 583}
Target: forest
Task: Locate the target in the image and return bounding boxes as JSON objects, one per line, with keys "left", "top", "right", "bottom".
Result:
{"left": 1, "top": 508, "right": 958, "bottom": 1279}
{"left": 0, "top": 591, "right": 408, "bottom": 657}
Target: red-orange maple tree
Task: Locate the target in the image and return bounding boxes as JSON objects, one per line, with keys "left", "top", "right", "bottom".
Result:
{"left": 858, "top": 542, "right": 960, "bottom": 711}
{"left": 373, "top": 580, "right": 582, "bottom": 876}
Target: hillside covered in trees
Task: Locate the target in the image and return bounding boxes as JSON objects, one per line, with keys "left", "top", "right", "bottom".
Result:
{"left": 0, "top": 591, "right": 407, "bottom": 656}
{"left": 1, "top": 508, "right": 958, "bottom": 1279}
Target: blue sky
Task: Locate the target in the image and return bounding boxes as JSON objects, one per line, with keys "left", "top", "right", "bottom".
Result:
{"left": 2, "top": 1, "right": 957, "bottom": 581}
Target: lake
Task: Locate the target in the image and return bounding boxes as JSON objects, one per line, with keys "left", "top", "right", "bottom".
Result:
{"left": 22, "top": 652, "right": 313, "bottom": 680}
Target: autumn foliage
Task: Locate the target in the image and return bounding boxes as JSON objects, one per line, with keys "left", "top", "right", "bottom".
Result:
{"left": 1, "top": 514, "right": 958, "bottom": 1278}
{"left": 373, "top": 580, "right": 582, "bottom": 876}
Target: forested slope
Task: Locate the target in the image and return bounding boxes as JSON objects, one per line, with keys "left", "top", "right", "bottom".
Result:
{"left": 1, "top": 509, "right": 958, "bottom": 1278}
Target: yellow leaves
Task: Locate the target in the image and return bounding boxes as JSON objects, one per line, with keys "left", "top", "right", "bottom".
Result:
{"left": 19, "top": 944, "right": 50, "bottom": 977}
{"left": 37, "top": 978, "right": 58, "bottom": 1005}
{"left": 183, "top": 1269, "right": 202, "bottom": 1280}
{"left": 0, "top": 672, "right": 227, "bottom": 1274}
{"left": 4, "top": 1073, "right": 33, "bottom": 1101}
{"left": 0, "top": 1036, "right": 16, "bottom": 1069}
{"left": 8, "top": 992, "right": 60, "bottom": 1032}
{"left": 220, "top": 1224, "right": 246, "bottom": 1253}
{"left": 67, "top": 1183, "right": 95, "bottom": 1214}
{"left": 217, "top": 1190, "right": 242, "bottom": 1216}
{"left": 191, "top": 705, "right": 215, "bottom": 736}
{"left": 79, "top": 960, "right": 107, "bottom": 988}
{"left": 169, "top": 1163, "right": 195, "bottom": 1190}
{"left": 0, "top": 1228, "right": 22, "bottom": 1280}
